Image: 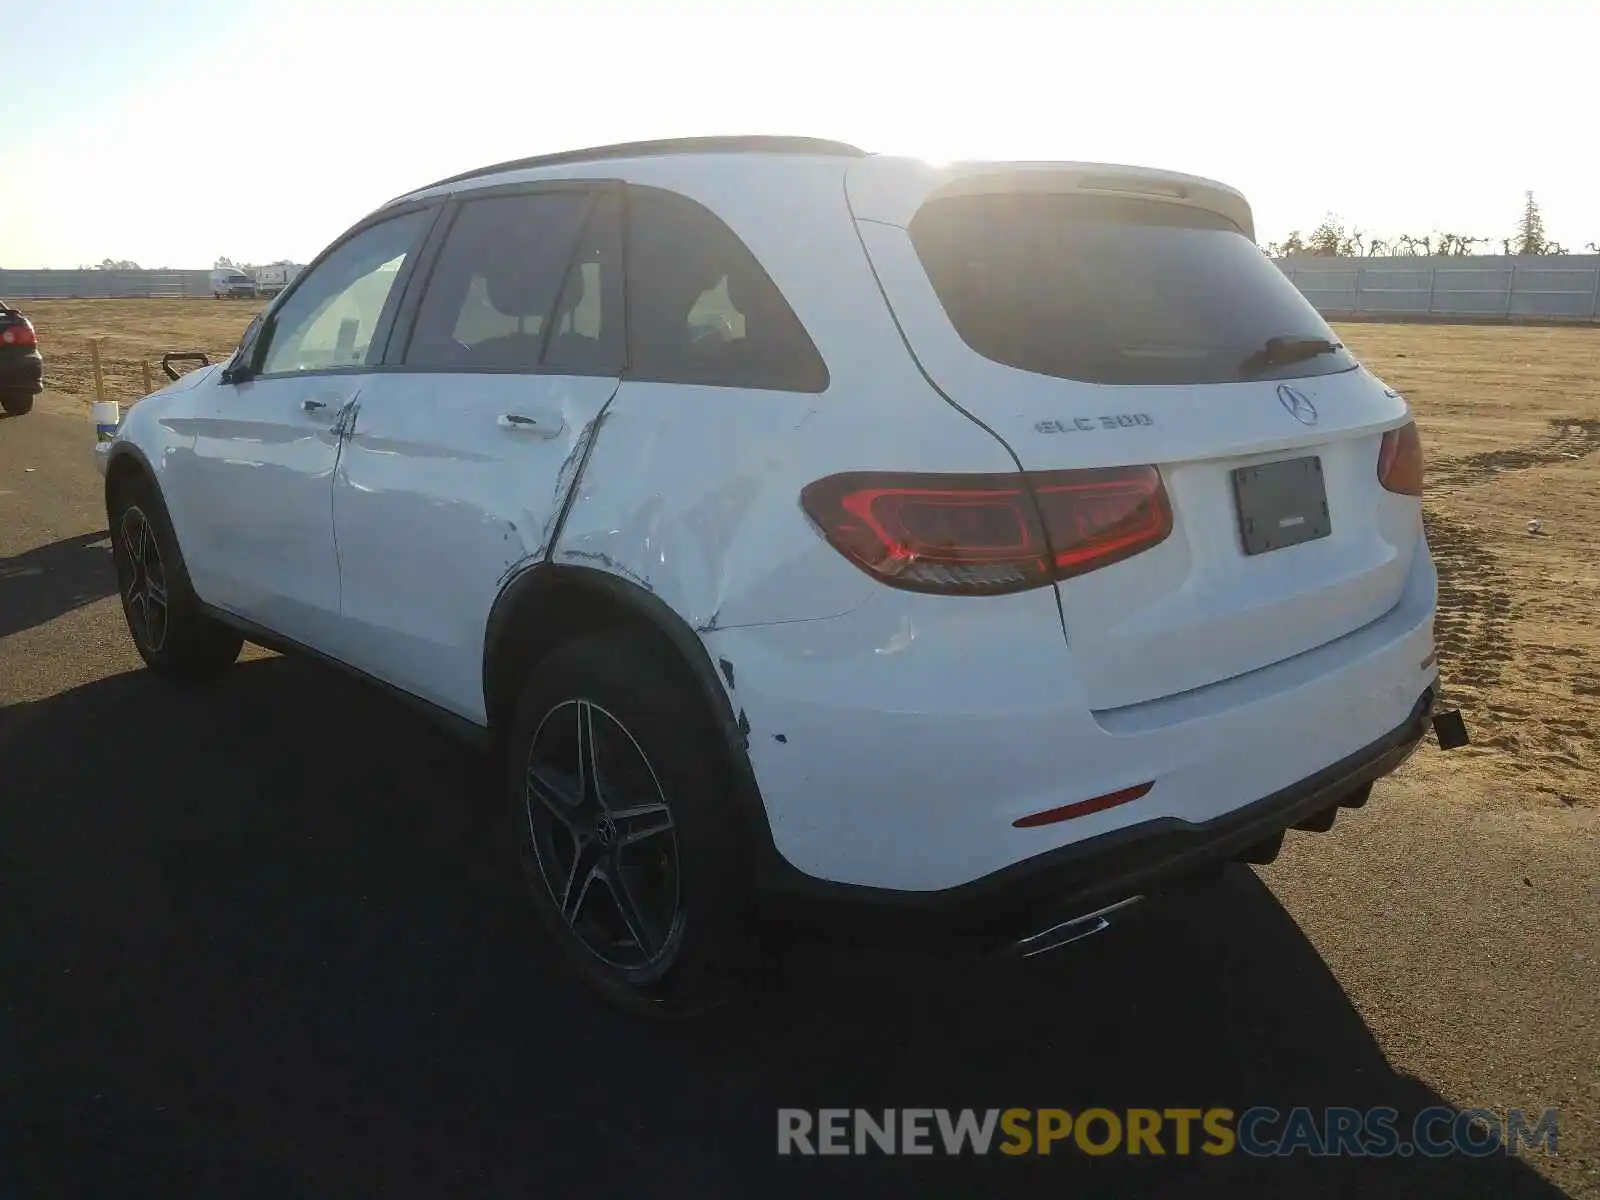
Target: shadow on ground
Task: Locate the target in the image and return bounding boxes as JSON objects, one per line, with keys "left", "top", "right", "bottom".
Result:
{"left": 0, "top": 530, "right": 116, "bottom": 638}
{"left": 0, "top": 657, "right": 1573, "bottom": 1198}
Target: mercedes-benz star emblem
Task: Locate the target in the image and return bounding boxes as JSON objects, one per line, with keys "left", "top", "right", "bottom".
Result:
{"left": 1277, "top": 384, "right": 1318, "bottom": 425}
{"left": 595, "top": 815, "right": 618, "bottom": 847}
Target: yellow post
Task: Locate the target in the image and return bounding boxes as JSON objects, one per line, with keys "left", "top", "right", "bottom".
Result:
{"left": 90, "top": 338, "right": 107, "bottom": 405}
{"left": 141, "top": 359, "right": 153, "bottom": 396}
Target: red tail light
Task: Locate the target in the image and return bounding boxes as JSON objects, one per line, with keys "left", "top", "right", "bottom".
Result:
{"left": 1, "top": 321, "right": 36, "bottom": 347}
{"left": 800, "top": 466, "right": 1173, "bottom": 595}
{"left": 1377, "top": 421, "right": 1424, "bottom": 496}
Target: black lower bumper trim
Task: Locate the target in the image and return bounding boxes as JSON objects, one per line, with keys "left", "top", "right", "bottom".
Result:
{"left": 755, "top": 689, "right": 1434, "bottom": 947}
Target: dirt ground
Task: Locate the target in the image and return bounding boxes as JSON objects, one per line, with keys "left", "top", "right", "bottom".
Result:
{"left": 21, "top": 299, "right": 1599, "bottom": 808}
{"left": 1338, "top": 323, "right": 1599, "bottom": 809}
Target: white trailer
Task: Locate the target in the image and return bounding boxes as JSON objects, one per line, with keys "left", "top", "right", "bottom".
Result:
{"left": 253, "top": 263, "right": 304, "bottom": 296}
{"left": 210, "top": 268, "right": 257, "bottom": 299}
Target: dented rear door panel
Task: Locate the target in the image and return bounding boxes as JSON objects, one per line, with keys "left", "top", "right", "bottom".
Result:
{"left": 331, "top": 372, "right": 620, "bottom": 720}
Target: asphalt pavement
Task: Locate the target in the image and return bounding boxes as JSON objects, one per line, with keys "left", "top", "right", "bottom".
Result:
{"left": 0, "top": 395, "right": 1583, "bottom": 1197}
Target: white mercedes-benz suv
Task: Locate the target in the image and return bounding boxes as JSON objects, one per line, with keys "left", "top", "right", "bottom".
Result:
{"left": 97, "top": 136, "right": 1440, "bottom": 1014}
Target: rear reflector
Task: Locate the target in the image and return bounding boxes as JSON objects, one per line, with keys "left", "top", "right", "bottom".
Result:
{"left": 800, "top": 466, "right": 1172, "bottom": 595}
{"left": 1013, "top": 782, "right": 1154, "bottom": 828}
{"left": 1377, "top": 421, "right": 1424, "bottom": 496}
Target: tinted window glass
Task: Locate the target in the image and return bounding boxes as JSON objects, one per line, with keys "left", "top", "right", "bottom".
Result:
{"left": 909, "top": 193, "right": 1357, "bottom": 386}
{"left": 626, "top": 189, "right": 826, "bottom": 392}
{"left": 542, "top": 192, "right": 624, "bottom": 375}
{"left": 260, "top": 209, "right": 431, "bottom": 374}
{"left": 405, "top": 191, "right": 591, "bottom": 369}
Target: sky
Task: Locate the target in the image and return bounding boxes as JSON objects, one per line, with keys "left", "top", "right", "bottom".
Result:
{"left": 4, "top": 0, "right": 1596, "bottom": 267}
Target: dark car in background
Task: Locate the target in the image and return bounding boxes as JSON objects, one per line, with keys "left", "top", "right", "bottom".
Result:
{"left": 0, "top": 302, "right": 43, "bottom": 415}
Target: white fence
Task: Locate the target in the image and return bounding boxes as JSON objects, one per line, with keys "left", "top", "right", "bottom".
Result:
{"left": 0, "top": 269, "right": 214, "bottom": 299}
{"left": 1276, "top": 255, "right": 1600, "bottom": 323}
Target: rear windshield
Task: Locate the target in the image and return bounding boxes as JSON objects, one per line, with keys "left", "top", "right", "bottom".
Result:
{"left": 909, "top": 193, "right": 1356, "bottom": 386}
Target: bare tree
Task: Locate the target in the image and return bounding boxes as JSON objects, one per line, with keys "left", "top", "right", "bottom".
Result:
{"left": 1435, "top": 234, "right": 1489, "bottom": 256}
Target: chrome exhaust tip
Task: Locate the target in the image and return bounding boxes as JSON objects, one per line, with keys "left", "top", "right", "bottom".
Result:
{"left": 1010, "top": 895, "right": 1143, "bottom": 959}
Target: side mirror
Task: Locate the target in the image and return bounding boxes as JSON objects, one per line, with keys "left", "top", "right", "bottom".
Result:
{"left": 221, "top": 314, "right": 268, "bottom": 384}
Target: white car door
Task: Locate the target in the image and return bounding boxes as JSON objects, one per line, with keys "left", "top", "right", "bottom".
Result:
{"left": 174, "top": 206, "right": 438, "bottom": 649}
{"left": 330, "top": 185, "right": 623, "bottom": 722}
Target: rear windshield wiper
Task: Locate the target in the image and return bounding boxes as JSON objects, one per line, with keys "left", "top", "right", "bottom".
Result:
{"left": 1238, "top": 336, "right": 1344, "bottom": 375}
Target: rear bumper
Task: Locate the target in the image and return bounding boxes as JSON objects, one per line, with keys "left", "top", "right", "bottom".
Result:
{"left": 0, "top": 350, "right": 43, "bottom": 393}
{"left": 714, "top": 541, "right": 1438, "bottom": 893}
{"left": 755, "top": 688, "right": 1432, "bottom": 950}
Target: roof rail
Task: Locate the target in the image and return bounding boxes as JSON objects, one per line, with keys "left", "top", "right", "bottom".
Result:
{"left": 404, "top": 135, "right": 869, "bottom": 197}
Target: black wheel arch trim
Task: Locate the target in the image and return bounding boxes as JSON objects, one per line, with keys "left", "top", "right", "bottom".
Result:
{"left": 483, "top": 561, "right": 791, "bottom": 883}
{"left": 103, "top": 441, "right": 159, "bottom": 496}
{"left": 103, "top": 443, "right": 178, "bottom": 555}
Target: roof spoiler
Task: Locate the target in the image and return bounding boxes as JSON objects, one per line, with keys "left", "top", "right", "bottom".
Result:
{"left": 848, "top": 158, "right": 1255, "bottom": 242}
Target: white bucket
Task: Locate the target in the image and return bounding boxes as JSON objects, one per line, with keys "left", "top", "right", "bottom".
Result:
{"left": 92, "top": 401, "right": 121, "bottom": 443}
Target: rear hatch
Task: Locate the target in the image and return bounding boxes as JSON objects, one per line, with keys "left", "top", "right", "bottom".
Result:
{"left": 848, "top": 158, "right": 1419, "bottom": 710}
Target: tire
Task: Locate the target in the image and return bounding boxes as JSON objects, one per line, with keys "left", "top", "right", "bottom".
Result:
{"left": 506, "top": 630, "right": 753, "bottom": 1017}
{"left": 1, "top": 390, "right": 33, "bottom": 416}
{"left": 109, "top": 473, "right": 243, "bottom": 679}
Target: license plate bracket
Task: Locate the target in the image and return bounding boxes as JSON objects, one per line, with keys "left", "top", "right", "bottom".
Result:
{"left": 1232, "top": 455, "right": 1331, "bottom": 556}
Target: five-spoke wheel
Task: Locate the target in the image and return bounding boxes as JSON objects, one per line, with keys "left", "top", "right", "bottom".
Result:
{"left": 523, "top": 699, "right": 683, "bottom": 972}
{"left": 507, "top": 630, "right": 751, "bottom": 1015}
{"left": 108, "top": 474, "right": 242, "bottom": 678}
{"left": 116, "top": 505, "right": 169, "bottom": 654}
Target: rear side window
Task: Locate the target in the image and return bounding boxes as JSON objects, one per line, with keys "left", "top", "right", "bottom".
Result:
{"left": 405, "top": 190, "right": 619, "bottom": 372}
{"left": 909, "top": 193, "right": 1357, "bottom": 386}
{"left": 625, "top": 188, "right": 827, "bottom": 392}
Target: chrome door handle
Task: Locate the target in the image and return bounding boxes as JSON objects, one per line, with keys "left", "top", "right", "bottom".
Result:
{"left": 302, "top": 399, "right": 329, "bottom": 411}
{"left": 498, "top": 412, "right": 564, "bottom": 438}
